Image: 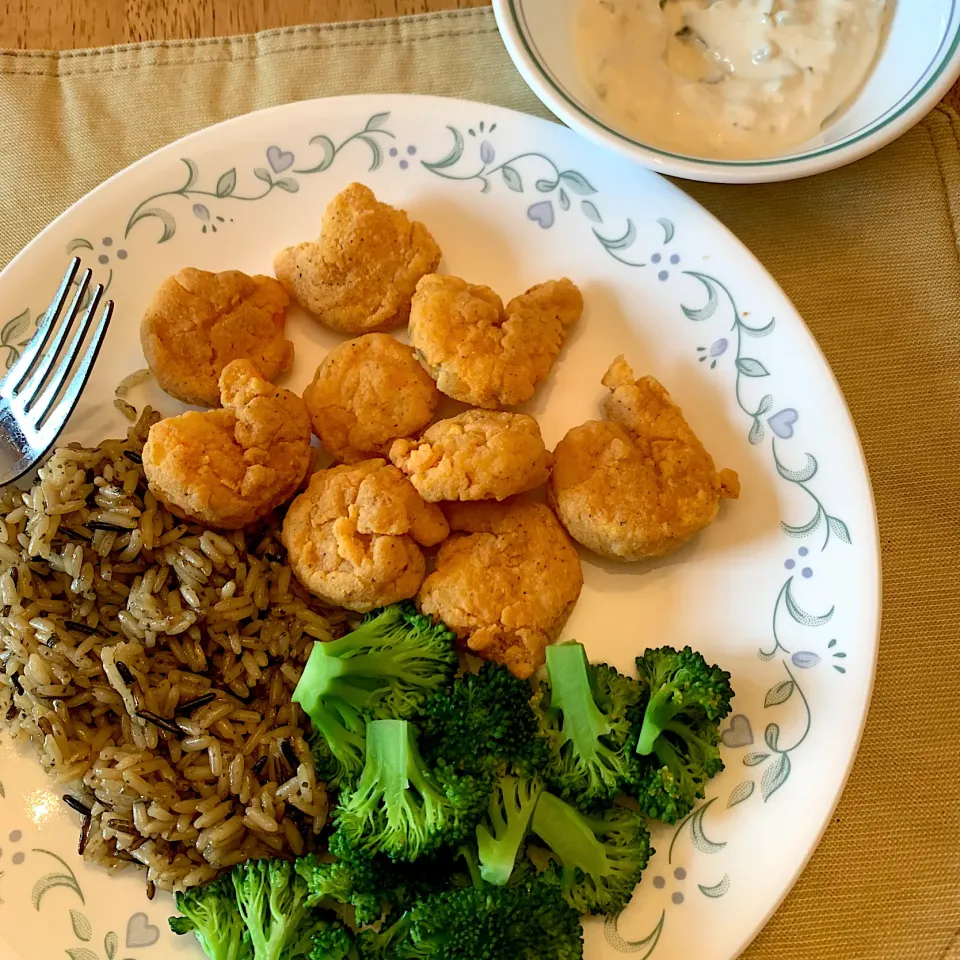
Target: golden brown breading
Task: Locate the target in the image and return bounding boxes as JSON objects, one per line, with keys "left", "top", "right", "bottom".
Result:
{"left": 273, "top": 183, "right": 442, "bottom": 334}
{"left": 418, "top": 498, "right": 583, "bottom": 679}
{"left": 389, "top": 410, "right": 551, "bottom": 502}
{"left": 408, "top": 274, "right": 583, "bottom": 408}
{"left": 282, "top": 459, "right": 448, "bottom": 613}
{"left": 142, "top": 360, "right": 312, "bottom": 529}
{"left": 140, "top": 267, "right": 293, "bottom": 408}
{"left": 303, "top": 334, "right": 440, "bottom": 463}
{"left": 548, "top": 356, "right": 740, "bottom": 561}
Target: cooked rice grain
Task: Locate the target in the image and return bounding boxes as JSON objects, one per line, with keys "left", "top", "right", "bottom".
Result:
{"left": 0, "top": 409, "right": 345, "bottom": 891}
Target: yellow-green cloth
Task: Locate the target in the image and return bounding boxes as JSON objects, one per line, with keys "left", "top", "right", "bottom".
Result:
{"left": 1, "top": 9, "right": 958, "bottom": 959}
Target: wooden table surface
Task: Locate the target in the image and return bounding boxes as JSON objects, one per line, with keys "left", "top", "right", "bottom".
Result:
{"left": 1, "top": 0, "right": 489, "bottom": 49}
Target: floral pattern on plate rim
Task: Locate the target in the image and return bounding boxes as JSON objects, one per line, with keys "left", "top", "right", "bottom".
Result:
{"left": 0, "top": 111, "right": 853, "bottom": 959}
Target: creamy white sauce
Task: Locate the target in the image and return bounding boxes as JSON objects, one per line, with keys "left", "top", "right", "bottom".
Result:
{"left": 576, "top": 0, "right": 891, "bottom": 159}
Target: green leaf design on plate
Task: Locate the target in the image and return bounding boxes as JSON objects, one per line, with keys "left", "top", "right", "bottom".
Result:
{"left": 761, "top": 752, "right": 791, "bottom": 801}
{"left": 757, "top": 394, "right": 774, "bottom": 415}
{"left": 581, "top": 200, "right": 602, "bottom": 223}
{"left": 764, "top": 680, "right": 794, "bottom": 708}
{"left": 741, "top": 316, "right": 776, "bottom": 337}
{"left": 126, "top": 207, "right": 176, "bottom": 243}
{"left": 422, "top": 126, "right": 465, "bottom": 170}
{"left": 215, "top": 168, "right": 237, "bottom": 198}
{"left": 764, "top": 722, "right": 780, "bottom": 751}
{"left": 358, "top": 136, "right": 383, "bottom": 171}
{"left": 828, "top": 515, "right": 852, "bottom": 544}
{"left": 558, "top": 169, "right": 597, "bottom": 195}
{"left": 558, "top": 188, "right": 570, "bottom": 211}
{"left": 656, "top": 217, "right": 675, "bottom": 243}
{"left": 364, "top": 111, "right": 391, "bottom": 132}
{"left": 736, "top": 357, "right": 770, "bottom": 378}
{"left": 302, "top": 134, "right": 336, "bottom": 173}
{"left": 743, "top": 752, "right": 769, "bottom": 766}
{"left": 776, "top": 452, "right": 818, "bottom": 483}
{"left": 31, "top": 850, "right": 84, "bottom": 909}
{"left": 604, "top": 908, "right": 664, "bottom": 956}
{"left": 785, "top": 578, "right": 835, "bottom": 627}
{"left": 595, "top": 220, "right": 637, "bottom": 252}
{"left": 781, "top": 510, "right": 824, "bottom": 538}
{"left": 70, "top": 910, "right": 92, "bottom": 942}
{"left": 65, "top": 949, "right": 98, "bottom": 960}
{"left": 535, "top": 177, "right": 558, "bottom": 192}
{"left": 690, "top": 800, "right": 726, "bottom": 854}
{"left": 179, "top": 157, "right": 199, "bottom": 191}
{"left": 65, "top": 238, "right": 94, "bottom": 254}
{"left": 681, "top": 273, "right": 719, "bottom": 322}
{"left": 698, "top": 875, "right": 730, "bottom": 898}
{"left": 104, "top": 931, "right": 118, "bottom": 960}
{"left": 253, "top": 167, "right": 273, "bottom": 184}
{"left": 748, "top": 419, "right": 764, "bottom": 446}
{"left": 501, "top": 165, "right": 523, "bottom": 192}
{"left": 726, "top": 781, "right": 754, "bottom": 807}
{"left": 274, "top": 178, "right": 299, "bottom": 193}
{"left": 2, "top": 309, "right": 31, "bottom": 346}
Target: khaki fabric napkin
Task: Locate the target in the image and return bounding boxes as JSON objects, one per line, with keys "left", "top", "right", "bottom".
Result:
{"left": 1, "top": 8, "right": 958, "bottom": 959}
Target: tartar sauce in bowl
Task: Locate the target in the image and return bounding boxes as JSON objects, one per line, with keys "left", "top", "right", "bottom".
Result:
{"left": 576, "top": 0, "right": 891, "bottom": 160}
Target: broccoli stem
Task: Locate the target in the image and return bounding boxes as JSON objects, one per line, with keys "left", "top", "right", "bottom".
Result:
{"left": 530, "top": 790, "right": 609, "bottom": 879}
{"left": 636, "top": 686, "right": 680, "bottom": 756}
{"left": 545, "top": 642, "right": 613, "bottom": 759}
{"left": 476, "top": 776, "right": 542, "bottom": 886}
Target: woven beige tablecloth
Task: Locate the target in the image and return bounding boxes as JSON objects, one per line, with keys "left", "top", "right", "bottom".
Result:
{"left": 1, "top": 8, "right": 958, "bottom": 959}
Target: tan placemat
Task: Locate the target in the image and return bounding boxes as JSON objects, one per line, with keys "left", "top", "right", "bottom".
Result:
{"left": 1, "top": 8, "right": 958, "bottom": 959}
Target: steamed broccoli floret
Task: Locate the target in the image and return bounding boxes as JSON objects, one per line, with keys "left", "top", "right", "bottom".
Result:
{"left": 294, "top": 603, "right": 458, "bottom": 786}
{"left": 419, "top": 662, "right": 549, "bottom": 777}
{"left": 364, "top": 877, "right": 583, "bottom": 960}
{"left": 530, "top": 790, "right": 653, "bottom": 916}
{"left": 630, "top": 645, "right": 733, "bottom": 823}
{"left": 476, "top": 775, "right": 542, "bottom": 886}
{"left": 309, "top": 919, "right": 360, "bottom": 960}
{"left": 333, "top": 719, "right": 489, "bottom": 863}
{"left": 229, "top": 858, "right": 328, "bottom": 960}
{"left": 296, "top": 834, "right": 467, "bottom": 928}
{"left": 537, "top": 642, "right": 643, "bottom": 811}
{"left": 169, "top": 876, "right": 251, "bottom": 960}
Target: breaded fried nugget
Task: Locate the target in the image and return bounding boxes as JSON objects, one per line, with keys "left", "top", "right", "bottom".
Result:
{"left": 273, "top": 183, "right": 441, "bottom": 334}
{"left": 143, "top": 360, "right": 312, "bottom": 529}
{"left": 408, "top": 274, "right": 583, "bottom": 408}
{"left": 303, "top": 333, "right": 440, "bottom": 463}
{"left": 282, "top": 459, "right": 448, "bottom": 613}
{"left": 548, "top": 356, "right": 740, "bottom": 561}
{"left": 389, "top": 410, "right": 551, "bottom": 502}
{"left": 419, "top": 498, "right": 583, "bottom": 679}
{"left": 140, "top": 267, "right": 293, "bottom": 408}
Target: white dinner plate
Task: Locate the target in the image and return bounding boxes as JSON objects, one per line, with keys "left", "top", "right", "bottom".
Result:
{"left": 0, "top": 95, "right": 880, "bottom": 960}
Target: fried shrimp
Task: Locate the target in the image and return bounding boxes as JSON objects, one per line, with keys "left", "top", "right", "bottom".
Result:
{"left": 548, "top": 356, "right": 740, "bottom": 561}
{"left": 303, "top": 333, "right": 440, "bottom": 463}
{"left": 418, "top": 498, "right": 583, "bottom": 679}
{"left": 389, "top": 410, "right": 551, "bottom": 502}
{"left": 142, "top": 360, "right": 312, "bottom": 529}
{"left": 273, "top": 183, "right": 442, "bottom": 334}
{"left": 140, "top": 267, "right": 293, "bottom": 408}
{"left": 282, "top": 459, "right": 448, "bottom": 613}
{"left": 408, "top": 274, "right": 583, "bottom": 408}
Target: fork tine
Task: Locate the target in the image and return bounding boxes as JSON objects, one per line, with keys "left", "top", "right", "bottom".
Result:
{"left": 7, "top": 257, "right": 81, "bottom": 393}
{"left": 30, "top": 284, "right": 107, "bottom": 427}
{"left": 34, "top": 299, "right": 113, "bottom": 446}
{"left": 18, "top": 267, "right": 92, "bottom": 406}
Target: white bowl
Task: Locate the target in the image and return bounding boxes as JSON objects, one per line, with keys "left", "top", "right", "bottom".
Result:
{"left": 493, "top": 0, "right": 960, "bottom": 183}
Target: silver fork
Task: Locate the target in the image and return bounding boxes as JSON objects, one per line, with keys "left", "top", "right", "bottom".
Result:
{"left": 0, "top": 258, "right": 113, "bottom": 486}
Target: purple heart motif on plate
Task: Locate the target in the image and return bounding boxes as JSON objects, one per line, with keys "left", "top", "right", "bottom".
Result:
{"left": 767, "top": 408, "right": 799, "bottom": 440}
{"left": 126, "top": 912, "right": 159, "bottom": 949}
{"left": 527, "top": 200, "right": 555, "bottom": 230}
{"left": 266, "top": 145, "right": 295, "bottom": 174}
{"left": 721, "top": 714, "right": 754, "bottom": 748}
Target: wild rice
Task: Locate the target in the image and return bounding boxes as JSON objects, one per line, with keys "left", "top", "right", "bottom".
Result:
{"left": 0, "top": 410, "right": 344, "bottom": 892}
